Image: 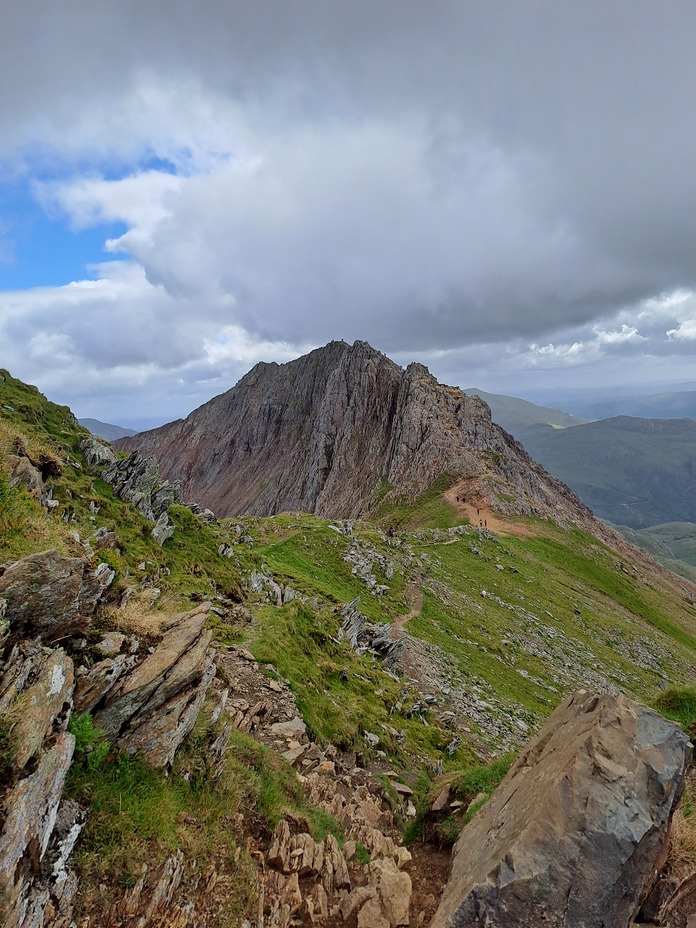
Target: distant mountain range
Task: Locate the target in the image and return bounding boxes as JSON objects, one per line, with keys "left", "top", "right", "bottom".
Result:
{"left": 519, "top": 416, "right": 696, "bottom": 530}
{"left": 78, "top": 418, "right": 136, "bottom": 441}
{"left": 463, "top": 388, "right": 696, "bottom": 573}
{"left": 572, "top": 389, "right": 696, "bottom": 421}
{"left": 464, "top": 388, "right": 588, "bottom": 444}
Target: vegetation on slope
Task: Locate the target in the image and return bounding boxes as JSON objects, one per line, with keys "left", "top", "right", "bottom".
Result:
{"left": 4, "top": 368, "right": 696, "bottom": 919}
{"left": 521, "top": 416, "right": 696, "bottom": 529}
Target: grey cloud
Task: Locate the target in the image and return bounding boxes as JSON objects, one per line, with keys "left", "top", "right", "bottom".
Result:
{"left": 2, "top": 1, "right": 696, "bottom": 417}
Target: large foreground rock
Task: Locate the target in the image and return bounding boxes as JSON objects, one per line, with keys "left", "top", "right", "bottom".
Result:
{"left": 431, "top": 690, "right": 691, "bottom": 928}
{"left": 0, "top": 550, "right": 114, "bottom": 642}
{"left": 94, "top": 602, "right": 216, "bottom": 766}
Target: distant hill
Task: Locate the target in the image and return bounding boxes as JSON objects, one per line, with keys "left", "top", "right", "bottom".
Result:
{"left": 521, "top": 416, "right": 696, "bottom": 530}
{"left": 615, "top": 522, "right": 696, "bottom": 580}
{"left": 574, "top": 390, "right": 696, "bottom": 421}
{"left": 79, "top": 417, "right": 136, "bottom": 441}
{"left": 464, "top": 388, "right": 588, "bottom": 444}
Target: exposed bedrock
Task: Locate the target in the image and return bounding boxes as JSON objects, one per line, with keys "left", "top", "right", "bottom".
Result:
{"left": 431, "top": 690, "right": 691, "bottom": 928}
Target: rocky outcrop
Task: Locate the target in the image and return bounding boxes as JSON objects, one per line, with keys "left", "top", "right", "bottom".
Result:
{"left": 0, "top": 549, "right": 114, "bottom": 644}
{"left": 80, "top": 439, "right": 181, "bottom": 544}
{"left": 340, "top": 598, "right": 404, "bottom": 670}
{"left": 94, "top": 603, "right": 216, "bottom": 767}
{"left": 431, "top": 690, "right": 691, "bottom": 928}
{"left": 116, "top": 340, "right": 600, "bottom": 526}
{"left": 0, "top": 550, "right": 217, "bottom": 926}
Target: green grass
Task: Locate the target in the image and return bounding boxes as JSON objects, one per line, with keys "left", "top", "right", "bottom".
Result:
{"left": 375, "top": 474, "right": 464, "bottom": 530}
{"left": 247, "top": 600, "right": 476, "bottom": 768}
{"left": 655, "top": 686, "right": 696, "bottom": 731}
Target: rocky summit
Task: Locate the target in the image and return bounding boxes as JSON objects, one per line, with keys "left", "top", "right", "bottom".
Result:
{"left": 118, "top": 340, "right": 596, "bottom": 527}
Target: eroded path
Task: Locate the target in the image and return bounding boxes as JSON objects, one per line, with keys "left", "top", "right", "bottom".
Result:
{"left": 443, "top": 478, "right": 537, "bottom": 538}
{"left": 391, "top": 583, "right": 423, "bottom": 637}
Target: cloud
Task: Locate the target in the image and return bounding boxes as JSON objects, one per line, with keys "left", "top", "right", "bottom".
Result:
{"left": 1, "top": 2, "right": 696, "bottom": 418}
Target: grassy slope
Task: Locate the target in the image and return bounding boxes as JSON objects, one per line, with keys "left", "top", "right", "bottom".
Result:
{"left": 4, "top": 369, "right": 696, "bottom": 912}
{"left": 235, "top": 507, "right": 696, "bottom": 754}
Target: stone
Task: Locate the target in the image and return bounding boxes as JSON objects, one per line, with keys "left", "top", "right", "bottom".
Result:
{"left": 358, "top": 893, "right": 390, "bottom": 928}
{"left": 282, "top": 745, "right": 307, "bottom": 766}
{"left": 269, "top": 716, "right": 307, "bottom": 739}
{"left": 95, "top": 603, "right": 210, "bottom": 740}
{"left": 8, "top": 455, "right": 44, "bottom": 498}
{"left": 151, "top": 511, "right": 175, "bottom": 545}
{"left": 0, "top": 732, "right": 75, "bottom": 926}
{"left": 117, "top": 651, "right": 215, "bottom": 767}
{"left": 80, "top": 437, "right": 117, "bottom": 470}
{"left": 340, "top": 886, "right": 376, "bottom": 920}
{"left": 431, "top": 690, "right": 691, "bottom": 928}
{"left": 371, "top": 858, "right": 412, "bottom": 927}
{"left": 94, "top": 631, "right": 127, "bottom": 657}
{"left": 74, "top": 653, "right": 135, "bottom": 713}
{"left": 12, "top": 649, "right": 74, "bottom": 769}
{"left": 431, "top": 784, "right": 451, "bottom": 812}
{"left": 0, "top": 550, "right": 113, "bottom": 642}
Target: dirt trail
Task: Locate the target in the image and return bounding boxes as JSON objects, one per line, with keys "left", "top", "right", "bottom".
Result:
{"left": 443, "top": 479, "right": 536, "bottom": 538}
{"left": 391, "top": 583, "right": 423, "bottom": 636}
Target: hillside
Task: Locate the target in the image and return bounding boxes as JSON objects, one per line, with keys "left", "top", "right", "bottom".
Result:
{"left": 521, "top": 416, "right": 696, "bottom": 530}
{"left": 79, "top": 417, "right": 136, "bottom": 441}
{"left": 3, "top": 367, "right": 696, "bottom": 926}
{"left": 117, "top": 340, "right": 601, "bottom": 536}
{"left": 463, "top": 387, "right": 588, "bottom": 444}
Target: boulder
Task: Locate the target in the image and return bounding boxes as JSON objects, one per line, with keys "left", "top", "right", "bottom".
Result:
{"left": 117, "top": 655, "right": 215, "bottom": 766}
{"left": 431, "top": 690, "right": 691, "bottom": 928}
{"left": 8, "top": 455, "right": 44, "bottom": 499}
{"left": 0, "top": 550, "right": 113, "bottom": 642}
{"left": 100, "top": 451, "right": 181, "bottom": 524}
{"left": 80, "top": 437, "right": 116, "bottom": 470}
{"left": 151, "top": 512, "right": 174, "bottom": 545}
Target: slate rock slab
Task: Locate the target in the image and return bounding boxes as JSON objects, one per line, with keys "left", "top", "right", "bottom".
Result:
{"left": 431, "top": 690, "right": 691, "bottom": 928}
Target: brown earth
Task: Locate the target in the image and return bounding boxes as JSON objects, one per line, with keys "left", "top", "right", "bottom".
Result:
{"left": 443, "top": 476, "right": 537, "bottom": 538}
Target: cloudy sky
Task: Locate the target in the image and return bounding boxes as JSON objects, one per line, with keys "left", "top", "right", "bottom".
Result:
{"left": 1, "top": 2, "right": 695, "bottom": 427}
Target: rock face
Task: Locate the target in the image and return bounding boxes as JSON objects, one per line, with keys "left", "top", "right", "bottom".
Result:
{"left": 0, "top": 549, "right": 216, "bottom": 926}
{"left": 0, "top": 550, "right": 114, "bottom": 643}
{"left": 431, "top": 690, "right": 692, "bottom": 928}
{"left": 116, "top": 340, "right": 597, "bottom": 524}
{"left": 94, "top": 603, "right": 216, "bottom": 767}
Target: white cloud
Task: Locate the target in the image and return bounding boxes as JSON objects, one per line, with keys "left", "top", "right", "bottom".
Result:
{"left": 667, "top": 320, "right": 696, "bottom": 342}
{"left": 2, "top": 2, "right": 696, "bottom": 419}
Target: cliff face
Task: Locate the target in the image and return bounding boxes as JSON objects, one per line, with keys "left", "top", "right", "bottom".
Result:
{"left": 118, "top": 340, "right": 596, "bottom": 525}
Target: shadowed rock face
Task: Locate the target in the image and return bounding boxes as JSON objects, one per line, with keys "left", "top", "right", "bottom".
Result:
{"left": 117, "top": 340, "right": 596, "bottom": 524}
{"left": 431, "top": 690, "right": 691, "bottom": 928}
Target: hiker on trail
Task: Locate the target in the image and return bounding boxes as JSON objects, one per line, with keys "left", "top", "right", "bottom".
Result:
{"left": 477, "top": 508, "right": 480, "bottom": 516}
{"left": 484, "top": 519, "right": 487, "bottom": 527}
{"left": 479, "top": 519, "right": 483, "bottom": 527}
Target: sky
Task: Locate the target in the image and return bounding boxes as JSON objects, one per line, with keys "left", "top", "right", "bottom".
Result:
{"left": 1, "top": 2, "right": 696, "bottom": 428}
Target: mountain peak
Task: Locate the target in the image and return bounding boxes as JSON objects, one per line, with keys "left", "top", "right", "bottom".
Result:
{"left": 117, "top": 341, "right": 596, "bottom": 529}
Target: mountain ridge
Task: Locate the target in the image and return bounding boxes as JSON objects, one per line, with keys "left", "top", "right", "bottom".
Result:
{"left": 117, "top": 340, "right": 602, "bottom": 536}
